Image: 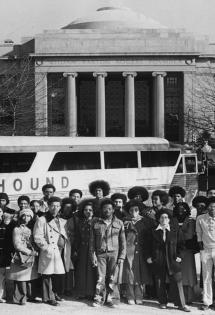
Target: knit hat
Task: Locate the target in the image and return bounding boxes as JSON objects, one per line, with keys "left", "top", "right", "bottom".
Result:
{"left": 19, "top": 208, "right": 34, "bottom": 219}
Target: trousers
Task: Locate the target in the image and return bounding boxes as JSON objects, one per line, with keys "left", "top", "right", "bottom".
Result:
{"left": 201, "top": 248, "right": 215, "bottom": 306}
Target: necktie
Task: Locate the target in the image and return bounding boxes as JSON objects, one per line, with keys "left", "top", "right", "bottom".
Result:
{"left": 163, "top": 228, "right": 166, "bottom": 242}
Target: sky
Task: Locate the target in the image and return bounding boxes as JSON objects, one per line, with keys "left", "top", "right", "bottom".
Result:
{"left": 0, "top": 0, "right": 215, "bottom": 43}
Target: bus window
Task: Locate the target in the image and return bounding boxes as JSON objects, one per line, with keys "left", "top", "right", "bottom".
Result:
{"left": 48, "top": 152, "right": 101, "bottom": 171}
{"left": 176, "top": 157, "right": 183, "bottom": 173}
{"left": 104, "top": 152, "right": 138, "bottom": 169}
{"left": 141, "top": 151, "right": 180, "bottom": 167}
{"left": 185, "top": 156, "right": 197, "bottom": 173}
{"left": 0, "top": 153, "right": 36, "bottom": 173}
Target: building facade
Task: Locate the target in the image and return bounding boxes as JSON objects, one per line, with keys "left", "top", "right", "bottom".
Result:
{"left": 0, "top": 5, "right": 215, "bottom": 143}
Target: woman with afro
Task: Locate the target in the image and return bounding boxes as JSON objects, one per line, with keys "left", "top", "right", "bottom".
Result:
{"left": 88, "top": 180, "right": 110, "bottom": 217}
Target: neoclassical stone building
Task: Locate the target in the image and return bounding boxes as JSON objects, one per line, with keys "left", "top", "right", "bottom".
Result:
{"left": 0, "top": 5, "right": 215, "bottom": 142}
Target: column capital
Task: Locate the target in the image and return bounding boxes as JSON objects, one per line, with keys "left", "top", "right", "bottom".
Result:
{"left": 152, "top": 71, "right": 167, "bottom": 77}
{"left": 123, "top": 71, "right": 137, "bottom": 78}
{"left": 63, "top": 72, "right": 78, "bottom": 78}
{"left": 93, "top": 72, "right": 107, "bottom": 78}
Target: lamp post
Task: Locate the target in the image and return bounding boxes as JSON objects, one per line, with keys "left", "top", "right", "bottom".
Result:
{"left": 202, "top": 141, "right": 212, "bottom": 191}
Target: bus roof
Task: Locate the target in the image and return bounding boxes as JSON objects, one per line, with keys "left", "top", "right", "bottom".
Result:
{"left": 0, "top": 136, "right": 170, "bottom": 153}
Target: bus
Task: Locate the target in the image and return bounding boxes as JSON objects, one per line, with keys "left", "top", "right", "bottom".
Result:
{"left": 0, "top": 136, "right": 198, "bottom": 204}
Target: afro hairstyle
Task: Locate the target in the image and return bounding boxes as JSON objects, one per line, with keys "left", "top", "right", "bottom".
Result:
{"left": 151, "top": 190, "right": 169, "bottom": 206}
{"left": 124, "top": 199, "right": 146, "bottom": 214}
{"left": 69, "top": 189, "right": 83, "bottom": 198}
{"left": 169, "top": 186, "right": 186, "bottom": 198}
{"left": 127, "top": 186, "right": 149, "bottom": 202}
{"left": 78, "top": 198, "right": 95, "bottom": 218}
{"left": 89, "top": 180, "right": 110, "bottom": 197}
{"left": 110, "top": 193, "right": 127, "bottom": 205}
{"left": 0, "top": 193, "right": 9, "bottom": 205}
{"left": 17, "top": 195, "right": 30, "bottom": 205}
{"left": 192, "top": 196, "right": 208, "bottom": 208}
{"left": 156, "top": 209, "right": 172, "bottom": 221}
{"left": 206, "top": 197, "right": 215, "bottom": 209}
{"left": 42, "top": 184, "right": 56, "bottom": 193}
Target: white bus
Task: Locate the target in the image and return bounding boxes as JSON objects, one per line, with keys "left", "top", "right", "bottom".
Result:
{"left": 0, "top": 137, "right": 198, "bottom": 203}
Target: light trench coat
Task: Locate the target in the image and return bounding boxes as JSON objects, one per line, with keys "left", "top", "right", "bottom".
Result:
{"left": 33, "top": 216, "right": 72, "bottom": 275}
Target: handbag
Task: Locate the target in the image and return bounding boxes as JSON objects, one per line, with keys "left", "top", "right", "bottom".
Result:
{"left": 11, "top": 249, "right": 35, "bottom": 269}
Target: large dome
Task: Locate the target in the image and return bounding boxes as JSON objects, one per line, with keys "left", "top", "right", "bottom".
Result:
{"left": 63, "top": 6, "right": 166, "bottom": 30}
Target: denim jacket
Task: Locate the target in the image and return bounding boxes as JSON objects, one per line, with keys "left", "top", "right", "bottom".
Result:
{"left": 90, "top": 216, "right": 126, "bottom": 260}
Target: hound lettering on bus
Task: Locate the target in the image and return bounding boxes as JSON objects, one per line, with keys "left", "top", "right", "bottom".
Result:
{"left": 0, "top": 177, "right": 70, "bottom": 193}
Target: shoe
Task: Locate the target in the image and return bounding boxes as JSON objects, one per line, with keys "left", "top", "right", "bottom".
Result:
{"left": 127, "top": 299, "right": 135, "bottom": 305}
{"left": 200, "top": 304, "right": 210, "bottom": 311}
{"left": 135, "top": 299, "right": 143, "bottom": 305}
{"left": 46, "top": 300, "right": 59, "bottom": 306}
{"left": 106, "top": 301, "right": 116, "bottom": 308}
{"left": 55, "top": 294, "right": 65, "bottom": 302}
{"left": 159, "top": 304, "right": 167, "bottom": 309}
{"left": 92, "top": 301, "right": 102, "bottom": 307}
{"left": 178, "top": 306, "right": 191, "bottom": 312}
{"left": 0, "top": 298, "right": 6, "bottom": 303}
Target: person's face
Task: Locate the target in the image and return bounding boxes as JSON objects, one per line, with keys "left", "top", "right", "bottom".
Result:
{"left": 173, "top": 194, "right": 183, "bottom": 204}
{"left": 102, "top": 204, "right": 114, "bottom": 219}
{"left": 208, "top": 203, "right": 215, "bottom": 218}
{"left": 19, "top": 200, "right": 29, "bottom": 210}
{"left": 3, "top": 213, "right": 12, "bottom": 225}
{"left": 133, "top": 194, "right": 143, "bottom": 202}
{"left": 31, "top": 202, "right": 41, "bottom": 213}
{"left": 21, "top": 214, "right": 32, "bottom": 225}
{"left": 114, "top": 199, "right": 123, "bottom": 209}
{"left": 44, "top": 188, "right": 54, "bottom": 200}
{"left": 196, "top": 202, "right": 207, "bottom": 216}
{"left": 129, "top": 206, "right": 139, "bottom": 219}
{"left": 0, "top": 199, "right": 7, "bottom": 208}
{"left": 207, "top": 190, "right": 215, "bottom": 198}
{"left": 159, "top": 214, "right": 170, "bottom": 226}
{"left": 49, "top": 201, "right": 61, "bottom": 217}
{"left": 62, "top": 204, "right": 74, "bottom": 218}
{"left": 70, "top": 193, "right": 81, "bottom": 204}
{"left": 95, "top": 188, "right": 103, "bottom": 199}
{"left": 152, "top": 195, "right": 162, "bottom": 208}
{"left": 83, "top": 205, "right": 93, "bottom": 220}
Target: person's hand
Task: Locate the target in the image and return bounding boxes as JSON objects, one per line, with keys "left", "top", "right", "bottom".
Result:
{"left": 147, "top": 257, "right": 153, "bottom": 264}
{"left": 176, "top": 257, "right": 182, "bottom": 263}
{"left": 117, "top": 258, "right": 124, "bottom": 265}
{"left": 92, "top": 256, "right": 97, "bottom": 267}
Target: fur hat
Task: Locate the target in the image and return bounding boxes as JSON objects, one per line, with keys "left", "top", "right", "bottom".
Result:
{"left": 110, "top": 193, "right": 127, "bottom": 205}
{"left": 89, "top": 180, "right": 110, "bottom": 197}
{"left": 169, "top": 186, "right": 186, "bottom": 198}
{"left": 127, "top": 186, "right": 149, "bottom": 202}
{"left": 19, "top": 208, "right": 34, "bottom": 219}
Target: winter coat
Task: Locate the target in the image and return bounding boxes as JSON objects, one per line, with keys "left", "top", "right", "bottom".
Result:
{"left": 8, "top": 224, "right": 39, "bottom": 281}
{"left": 146, "top": 224, "right": 184, "bottom": 279}
{"left": 33, "top": 213, "right": 72, "bottom": 275}
{"left": 122, "top": 216, "right": 152, "bottom": 285}
{"left": 75, "top": 218, "right": 97, "bottom": 297}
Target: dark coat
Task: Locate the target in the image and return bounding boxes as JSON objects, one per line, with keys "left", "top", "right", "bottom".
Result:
{"left": 122, "top": 216, "right": 152, "bottom": 285}
{"left": 75, "top": 218, "right": 97, "bottom": 297}
{"left": 146, "top": 225, "right": 184, "bottom": 279}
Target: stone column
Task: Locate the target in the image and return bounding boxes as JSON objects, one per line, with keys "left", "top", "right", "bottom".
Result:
{"left": 35, "top": 72, "right": 48, "bottom": 136}
{"left": 123, "top": 72, "right": 137, "bottom": 137}
{"left": 152, "top": 72, "right": 167, "bottom": 138}
{"left": 63, "top": 72, "right": 78, "bottom": 137}
{"left": 93, "top": 72, "right": 107, "bottom": 137}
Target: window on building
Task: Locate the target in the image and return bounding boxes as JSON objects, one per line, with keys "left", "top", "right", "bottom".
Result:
{"left": 185, "top": 156, "right": 197, "bottom": 173}
{"left": 141, "top": 151, "right": 180, "bottom": 167}
{"left": 0, "top": 153, "right": 36, "bottom": 173}
{"left": 166, "top": 76, "right": 178, "bottom": 88}
{"left": 48, "top": 152, "right": 101, "bottom": 171}
{"left": 104, "top": 151, "right": 138, "bottom": 169}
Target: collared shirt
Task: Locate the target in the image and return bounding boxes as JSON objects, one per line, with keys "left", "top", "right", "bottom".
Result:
{"left": 196, "top": 213, "right": 215, "bottom": 249}
{"left": 156, "top": 224, "right": 170, "bottom": 242}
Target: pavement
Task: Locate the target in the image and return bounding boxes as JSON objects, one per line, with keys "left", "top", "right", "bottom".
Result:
{"left": 0, "top": 297, "right": 212, "bottom": 315}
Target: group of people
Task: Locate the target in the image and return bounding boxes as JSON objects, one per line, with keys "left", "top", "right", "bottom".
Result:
{"left": 0, "top": 180, "right": 215, "bottom": 312}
